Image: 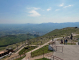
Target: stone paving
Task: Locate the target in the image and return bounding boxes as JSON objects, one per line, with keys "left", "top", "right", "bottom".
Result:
{"left": 52, "top": 41, "right": 79, "bottom": 60}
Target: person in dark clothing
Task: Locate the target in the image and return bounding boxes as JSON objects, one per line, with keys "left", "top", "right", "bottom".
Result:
{"left": 64, "top": 39, "right": 65, "bottom": 45}
{"left": 65, "top": 39, "right": 68, "bottom": 45}
{"left": 61, "top": 39, "right": 63, "bottom": 44}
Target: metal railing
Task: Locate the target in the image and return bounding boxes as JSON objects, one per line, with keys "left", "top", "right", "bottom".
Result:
{"left": 8, "top": 54, "right": 25, "bottom": 60}
{"left": 45, "top": 54, "right": 63, "bottom": 60}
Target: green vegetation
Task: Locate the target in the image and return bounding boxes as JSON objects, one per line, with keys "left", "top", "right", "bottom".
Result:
{"left": 19, "top": 46, "right": 37, "bottom": 55}
{"left": 0, "top": 34, "right": 36, "bottom": 47}
{"left": 43, "top": 27, "right": 79, "bottom": 37}
{"left": 15, "top": 56, "right": 25, "bottom": 60}
{"left": 28, "top": 27, "right": 79, "bottom": 46}
{"left": 0, "top": 47, "right": 5, "bottom": 51}
{"left": 31, "top": 45, "right": 52, "bottom": 57}
{"left": 1, "top": 27, "right": 79, "bottom": 51}
{"left": 35, "top": 58, "right": 50, "bottom": 60}
{"left": 31, "top": 27, "right": 79, "bottom": 45}
{"left": 30, "top": 37, "right": 50, "bottom": 45}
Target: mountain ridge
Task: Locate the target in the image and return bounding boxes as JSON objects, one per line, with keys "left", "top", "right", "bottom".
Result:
{"left": 0, "top": 22, "right": 79, "bottom": 37}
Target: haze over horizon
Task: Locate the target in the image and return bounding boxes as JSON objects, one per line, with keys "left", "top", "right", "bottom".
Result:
{"left": 0, "top": 0, "right": 79, "bottom": 24}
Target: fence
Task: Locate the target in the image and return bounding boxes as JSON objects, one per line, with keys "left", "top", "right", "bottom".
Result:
{"left": 7, "top": 43, "right": 26, "bottom": 60}
{"left": 45, "top": 53, "right": 63, "bottom": 60}
{"left": 8, "top": 54, "right": 26, "bottom": 60}
{"left": 14, "top": 43, "right": 26, "bottom": 52}
{"left": 54, "top": 46, "right": 64, "bottom": 52}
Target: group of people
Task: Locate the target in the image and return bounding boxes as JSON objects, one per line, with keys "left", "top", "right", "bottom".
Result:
{"left": 61, "top": 39, "right": 68, "bottom": 45}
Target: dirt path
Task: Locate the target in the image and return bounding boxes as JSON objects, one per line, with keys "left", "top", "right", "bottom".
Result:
{"left": 22, "top": 37, "right": 63, "bottom": 60}
{"left": 72, "top": 34, "right": 79, "bottom": 36}
{"left": 22, "top": 40, "right": 52, "bottom": 60}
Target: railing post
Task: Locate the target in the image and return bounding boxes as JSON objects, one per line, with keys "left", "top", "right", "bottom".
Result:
{"left": 53, "top": 56, "right": 54, "bottom": 60}
{"left": 56, "top": 46, "right": 57, "bottom": 51}
{"left": 62, "top": 46, "right": 63, "bottom": 52}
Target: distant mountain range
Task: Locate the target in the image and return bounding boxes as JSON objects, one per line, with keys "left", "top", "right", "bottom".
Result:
{"left": 0, "top": 22, "right": 79, "bottom": 37}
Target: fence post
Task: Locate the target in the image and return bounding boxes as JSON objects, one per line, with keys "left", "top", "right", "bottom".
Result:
{"left": 56, "top": 46, "right": 57, "bottom": 51}
{"left": 62, "top": 46, "right": 63, "bottom": 52}
{"left": 53, "top": 56, "right": 54, "bottom": 60}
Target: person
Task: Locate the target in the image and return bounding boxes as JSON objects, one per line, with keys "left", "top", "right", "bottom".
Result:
{"left": 70, "top": 33, "right": 73, "bottom": 40}
{"left": 65, "top": 39, "right": 68, "bottom": 45}
{"left": 78, "top": 38, "right": 79, "bottom": 45}
{"left": 64, "top": 39, "right": 65, "bottom": 45}
{"left": 52, "top": 39, "right": 53, "bottom": 41}
{"left": 61, "top": 39, "right": 63, "bottom": 44}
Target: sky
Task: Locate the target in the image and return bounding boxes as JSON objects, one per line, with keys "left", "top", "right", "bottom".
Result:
{"left": 0, "top": 0, "right": 79, "bottom": 24}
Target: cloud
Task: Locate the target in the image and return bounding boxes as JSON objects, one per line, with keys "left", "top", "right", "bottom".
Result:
{"left": 64, "top": 5, "right": 73, "bottom": 8}
{"left": 59, "top": 3, "right": 64, "bottom": 7}
{"left": 28, "top": 10, "right": 41, "bottom": 17}
{"left": 55, "top": 9, "right": 60, "bottom": 11}
{"left": 27, "top": 7, "right": 40, "bottom": 10}
{"left": 47, "top": 7, "right": 51, "bottom": 11}
{"left": 33, "top": 7, "right": 40, "bottom": 10}
{"left": 27, "top": 7, "right": 41, "bottom": 17}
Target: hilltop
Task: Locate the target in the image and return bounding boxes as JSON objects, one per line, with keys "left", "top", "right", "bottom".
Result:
{"left": 43, "top": 27, "right": 79, "bottom": 37}
{"left": 29, "top": 27, "right": 79, "bottom": 45}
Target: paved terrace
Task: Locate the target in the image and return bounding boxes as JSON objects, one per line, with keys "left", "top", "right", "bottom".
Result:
{"left": 52, "top": 41, "right": 79, "bottom": 60}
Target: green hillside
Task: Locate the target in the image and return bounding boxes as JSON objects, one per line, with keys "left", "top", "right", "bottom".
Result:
{"left": 0, "top": 27, "right": 79, "bottom": 50}
{"left": 29, "top": 27, "right": 79, "bottom": 45}
{"left": 0, "top": 34, "right": 37, "bottom": 47}
{"left": 43, "top": 27, "right": 79, "bottom": 37}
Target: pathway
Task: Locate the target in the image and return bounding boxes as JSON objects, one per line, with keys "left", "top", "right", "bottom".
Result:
{"left": 22, "top": 40, "right": 52, "bottom": 60}
{"left": 52, "top": 41, "right": 79, "bottom": 60}
{"left": 22, "top": 37, "right": 63, "bottom": 60}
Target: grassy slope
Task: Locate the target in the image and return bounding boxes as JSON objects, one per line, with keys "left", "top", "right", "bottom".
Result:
{"left": 0, "top": 34, "right": 36, "bottom": 47}
{"left": 1, "top": 27, "right": 79, "bottom": 51}
{"left": 43, "top": 27, "right": 79, "bottom": 37}
{"left": 31, "top": 45, "right": 52, "bottom": 57}
{"left": 19, "top": 46, "right": 37, "bottom": 55}
{"left": 29, "top": 27, "right": 79, "bottom": 45}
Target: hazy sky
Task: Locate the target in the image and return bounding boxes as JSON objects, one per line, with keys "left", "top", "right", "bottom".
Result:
{"left": 0, "top": 0, "right": 79, "bottom": 24}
